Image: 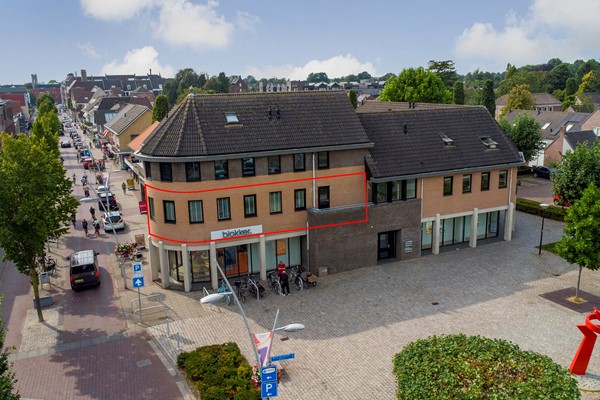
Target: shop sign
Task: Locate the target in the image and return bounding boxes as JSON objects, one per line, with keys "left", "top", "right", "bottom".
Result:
{"left": 404, "top": 240, "right": 413, "bottom": 253}
{"left": 211, "top": 225, "right": 263, "bottom": 240}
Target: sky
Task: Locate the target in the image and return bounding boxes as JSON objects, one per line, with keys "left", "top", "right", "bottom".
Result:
{"left": 2, "top": 0, "right": 600, "bottom": 84}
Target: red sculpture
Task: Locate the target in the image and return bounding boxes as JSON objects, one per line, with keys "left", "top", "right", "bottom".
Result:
{"left": 570, "top": 307, "right": 600, "bottom": 375}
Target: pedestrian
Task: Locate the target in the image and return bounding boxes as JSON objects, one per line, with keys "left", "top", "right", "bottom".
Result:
{"left": 72, "top": 173, "right": 76, "bottom": 184}
{"left": 89, "top": 206, "right": 96, "bottom": 219}
{"left": 122, "top": 181, "right": 127, "bottom": 194}
{"left": 84, "top": 188, "right": 90, "bottom": 197}
{"left": 82, "top": 219, "right": 88, "bottom": 236}
{"left": 277, "top": 260, "right": 286, "bottom": 276}
{"left": 71, "top": 213, "right": 77, "bottom": 228}
{"left": 93, "top": 218, "right": 100, "bottom": 236}
{"left": 280, "top": 272, "right": 290, "bottom": 296}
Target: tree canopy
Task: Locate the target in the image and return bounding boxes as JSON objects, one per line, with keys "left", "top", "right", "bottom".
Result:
{"left": 378, "top": 67, "right": 451, "bottom": 103}
{"left": 482, "top": 80, "right": 496, "bottom": 116}
{"left": 499, "top": 84, "right": 534, "bottom": 117}
{"left": 452, "top": 81, "right": 464, "bottom": 105}
{"left": 498, "top": 113, "right": 543, "bottom": 163}
{"left": 552, "top": 141, "right": 600, "bottom": 205}
{"left": 306, "top": 72, "right": 329, "bottom": 83}
{"left": 152, "top": 94, "right": 169, "bottom": 122}
{"left": 427, "top": 60, "right": 458, "bottom": 89}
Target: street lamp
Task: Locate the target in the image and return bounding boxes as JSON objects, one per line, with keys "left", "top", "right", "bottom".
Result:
{"left": 201, "top": 260, "right": 304, "bottom": 368}
{"left": 538, "top": 203, "right": 549, "bottom": 255}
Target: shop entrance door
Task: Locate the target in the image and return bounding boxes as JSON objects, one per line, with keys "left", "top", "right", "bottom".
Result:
{"left": 378, "top": 231, "right": 396, "bottom": 260}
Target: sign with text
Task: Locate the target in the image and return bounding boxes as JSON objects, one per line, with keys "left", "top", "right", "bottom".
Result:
{"left": 211, "top": 225, "right": 263, "bottom": 241}
{"left": 270, "top": 353, "right": 295, "bottom": 362}
{"left": 132, "top": 262, "right": 143, "bottom": 277}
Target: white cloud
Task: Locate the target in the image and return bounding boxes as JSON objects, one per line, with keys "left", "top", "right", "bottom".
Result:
{"left": 236, "top": 11, "right": 260, "bottom": 32}
{"left": 77, "top": 42, "right": 101, "bottom": 59}
{"left": 155, "top": 0, "right": 233, "bottom": 50}
{"left": 245, "top": 54, "right": 377, "bottom": 80}
{"left": 454, "top": 0, "right": 600, "bottom": 70}
{"left": 80, "top": 0, "right": 156, "bottom": 22}
{"left": 101, "top": 46, "right": 174, "bottom": 77}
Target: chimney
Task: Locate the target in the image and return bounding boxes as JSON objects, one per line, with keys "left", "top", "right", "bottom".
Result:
{"left": 276, "top": 106, "right": 281, "bottom": 119}
{"left": 81, "top": 69, "right": 87, "bottom": 82}
{"left": 403, "top": 122, "right": 408, "bottom": 134}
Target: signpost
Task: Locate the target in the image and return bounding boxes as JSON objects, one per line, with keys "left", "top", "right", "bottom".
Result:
{"left": 270, "top": 353, "right": 295, "bottom": 362}
{"left": 132, "top": 263, "right": 144, "bottom": 323}
{"left": 260, "top": 365, "right": 278, "bottom": 398}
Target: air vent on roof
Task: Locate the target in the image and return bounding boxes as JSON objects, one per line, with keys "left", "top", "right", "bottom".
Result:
{"left": 480, "top": 137, "right": 498, "bottom": 149}
{"left": 225, "top": 112, "right": 239, "bottom": 124}
{"left": 267, "top": 106, "right": 272, "bottom": 120}
{"left": 440, "top": 134, "right": 454, "bottom": 146}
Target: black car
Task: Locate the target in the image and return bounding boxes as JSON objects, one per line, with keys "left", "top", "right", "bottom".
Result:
{"left": 533, "top": 166, "right": 556, "bottom": 180}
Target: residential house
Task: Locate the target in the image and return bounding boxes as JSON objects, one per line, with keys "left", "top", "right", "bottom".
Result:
{"left": 134, "top": 92, "right": 521, "bottom": 292}
{"left": 575, "top": 92, "right": 600, "bottom": 112}
{"left": 102, "top": 103, "right": 152, "bottom": 166}
{"left": 0, "top": 99, "right": 15, "bottom": 134}
{"left": 229, "top": 76, "right": 248, "bottom": 93}
{"left": 545, "top": 129, "right": 598, "bottom": 165}
{"left": 495, "top": 92, "right": 561, "bottom": 120}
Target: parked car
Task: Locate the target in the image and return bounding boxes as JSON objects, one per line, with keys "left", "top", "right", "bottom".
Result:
{"left": 102, "top": 211, "right": 125, "bottom": 231}
{"left": 60, "top": 140, "right": 71, "bottom": 148}
{"left": 97, "top": 185, "right": 110, "bottom": 194}
{"left": 98, "top": 192, "right": 119, "bottom": 211}
{"left": 533, "top": 166, "right": 556, "bottom": 180}
{"left": 68, "top": 250, "right": 101, "bottom": 290}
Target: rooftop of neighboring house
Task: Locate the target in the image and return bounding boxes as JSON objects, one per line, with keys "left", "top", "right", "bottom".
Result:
{"left": 358, "top": 106, "right": 523, "bottom": 180}
{"left": 0, "top": 85, "right": 27, "bottom": 94}
{"left": 104, "top": 104, "right": 151, "bottom": 135}
{"left": 128, "top": 121, "right": 160, "bottom": 152}
{"left": 503, "top": 109, "right": 592, "bottom": 140}
{"left": 565, "top": 130, "right": 598, "bottom": 149}
{"left": 357, "top": 100, "right": 467, "bottom": 113}
{"left": 140, "top": 91, "right": 372, "bottom": 158}
{"left": 496, "top": 92, "right": 561, "bottom": 106}
{"left": 576, "top": 92, "right": 600, "bottom": 106}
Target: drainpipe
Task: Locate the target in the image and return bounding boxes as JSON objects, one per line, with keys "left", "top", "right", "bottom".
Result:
{"left": 312, "top": 153, "right": 316, "bottom": 208}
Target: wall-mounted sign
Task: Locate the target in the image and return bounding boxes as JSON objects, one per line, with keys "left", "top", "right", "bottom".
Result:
{"left": 211, "top": 225, "right": 263, "bottom": 240}
{"left": 404, "top": 240, "right": 413, "bottom": 253}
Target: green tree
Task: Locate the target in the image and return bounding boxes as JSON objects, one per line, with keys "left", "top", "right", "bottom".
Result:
{"left": 379, "top": 72, "right": 396, "bottom": 81}
{"left": 36, "top": 93, "right": 55, "bottom": 111}
{"left": 306, "top": 72, "right": 329, "bottom": 83}
{"left": 552, "top": 141, "right": 600, "bottom": 205}
{"left": 163, "top": 68, "right": 208, "bottom": 106}
{"left": 0, "top": 317, "right": 19, "bottom": 400}
{"left": 498, "top": 113, "right": 543, "bottom": 163}
{"left": 565, "top": 78, "right": 578, "bottom": 96}
{"left": 378, "top": 67, "right": 451, "bottom": 103}
{"left": 0, "top": 133, "right": 78, "bottom": 322}
{"left": 348, "top": 90, "right": 358, "bottom": 109}
{"left": 545, "top": 63, "right": 572, "bottom": 92}
{"left": 577, "top": 71, "right": 600, "bottom": 94}
{"left": 394, "top": 334, "right": 579, "bottom": 399}
{"left": 152, "top": 94, "right": 169, "bottom": 122}
{"left": 482, "top": 80, "right": 496, "bottom": 116}
{"left": 557, "top": 183, "right": 600, "bottom": 300}
{"left": 499, "top": 84, "right": 534, "bottom": 117}
{"left": 452, "top": 81, "right": 464, "bottom": 105}
{"left": 576, "top": 59, "right": 600, "bottom": 82}
{"left": 427, "top": 60, "right": 458, "bottom": 89}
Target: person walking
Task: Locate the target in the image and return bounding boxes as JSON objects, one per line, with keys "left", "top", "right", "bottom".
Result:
{"left": 93, "top": 218, "right": 100, "bottom": 236}
{"left": 89, "top": 206, "right": 96, "bottom": 220}
{"left": 82, "top": 219, "right": 88, "bottom": 236}
{"left": 277, "top": 260, "right": 287, "bottom": 276}
{"left": 122, "top": 181, "right": 127, "bottom": 194}
{"left": 280, "top": 272, "right": 290, "bottom": 296}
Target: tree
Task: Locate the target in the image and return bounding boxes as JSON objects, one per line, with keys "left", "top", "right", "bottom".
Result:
{"left": 0, "top": 133, "right": 78, "bottom": 322}
{"left": 163, "top": 68, "right": 208, "bottom": 106}
{"left": 36, "top": 93, "right": 55, "bottom": 110}
{"left": 499, "top": 84, "right": 534, "bottom": 117}
{"left": 453, "top": 81, "right": 464, "bottom": 105}
{"left": 545, "top": 63, "right": 572, "bottom": 92}
{"left": 577, "top": 71, "right": 600, "bottom": 94}
{"left": 378, "top": 67, "right": 451, "bottom": 104}
{"left": 357, "top": 71, "right": 372, "bottom": 80}
{"left": 498, "top": 113, "right": 544, "bottom": 163}
{"left": 394, "top": 334, "right": 579, "bottom": 399}
{"left": 482, "top": 80, "right": 495, "bottom": 116}
{"left": 557, "top": 183, "right": 600, "bottom": 300}
{"left": 348, "top": 90, "right": 358, "bottom": 108}
{"left": 306, "top": 72, "right": 329, "bottom": 83}
{"left": 552, "top": 141, "right": 600, "bottom": 205}
{"left": 152, "top": 94, "right": 169, "bottom": 122}
{"left": 0, "top": 317, "right": 19, "bottom": 400}
{"left": 379, "top": 73, "right": 396, "bottom": 81}
{"left": 427, "top": 60, "right": 458, "bottom": 89}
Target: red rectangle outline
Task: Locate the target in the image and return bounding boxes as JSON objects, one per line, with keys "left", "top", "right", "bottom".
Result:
{"left": 144, "top": 172, "right": 369, "bottom": 245}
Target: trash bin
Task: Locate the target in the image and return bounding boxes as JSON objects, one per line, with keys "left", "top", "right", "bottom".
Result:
{"left": 318, "top": 267, "right": 328, "bottom": 277}
{"left": 39, "top": 272, "right": 50, "bottom": 285}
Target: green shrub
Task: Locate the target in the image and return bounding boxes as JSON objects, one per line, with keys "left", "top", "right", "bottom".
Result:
{"left": 516, "top": 198, "right": 565, "bottom": 221}
{"left": 177, "top": 342, "right": 260, "bottom": 400}
{"left": 393, "top": 334, "right": 580, "bottom": 400}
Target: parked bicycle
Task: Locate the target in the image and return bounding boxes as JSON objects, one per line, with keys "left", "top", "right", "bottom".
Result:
{"left": 218, "top": 280, "right": 231, "bottom": 306}
{"left": 267, "top": 272, "right": 283, "bottom": 296}
{"left": 38, "top": 255, "right": 56, "bottom": 275}
{"left": 246, "top": 274, "right": 265, "bottom": 299}
{"left": 289, "top": 266, "right": 308, "bottom": 290}
{"left": 233, "top": 280, "right": 247, "bottom": 303}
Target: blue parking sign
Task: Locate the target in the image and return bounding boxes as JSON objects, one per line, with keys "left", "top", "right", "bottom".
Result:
{"left": 132, "top": 262, "right": 143, "bottom": 276}
{"left": 261, "top": 381, "right": 277, "bottom": 398}
{"left": 132, "top": 277, "right": 145, "bottom": 288}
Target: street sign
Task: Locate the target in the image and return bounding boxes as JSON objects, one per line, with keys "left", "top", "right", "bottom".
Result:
{"left": 261, "top": 381, "right": 278, "bottom": 398}
{"left": 260, "top": 366, "right": 277, "bottom": 382}
{"left": 132, "top": 262, "right": 143, "bottom": 277}
{"left": 132, "top": 277, "right": 145, "bottom": 288}
{"left": 270, "top": 353, "right": 295, "bottom": 362}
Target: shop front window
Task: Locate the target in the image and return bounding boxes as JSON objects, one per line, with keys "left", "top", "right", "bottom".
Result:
{"left": 189, "top": 250, "right": 210, "bottom": 282}
{"left": 168, "top": 249, "right": 183, "bottom": 282}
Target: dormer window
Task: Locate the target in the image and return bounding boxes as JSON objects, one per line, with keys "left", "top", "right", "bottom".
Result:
{"left": 542, "top": 122, "right": 550, "bottom": 130}
{"left": 480, "top": 137, "right": 498, "bottom": 149}
{"left": 225, "top": 112, "right": 239, "bottom": 124}
{"left": 440, "top": 134, "right": 454, "bottom": 146}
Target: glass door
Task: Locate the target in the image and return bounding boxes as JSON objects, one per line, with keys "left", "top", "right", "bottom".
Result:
{"left": 378, "top": 231, "right": 396, "bottom": 260}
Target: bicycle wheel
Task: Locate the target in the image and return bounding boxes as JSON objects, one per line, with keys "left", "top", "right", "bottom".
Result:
{"left": 275, "top": 281, "right": 282, "bottom": 296}
{"left": 294, "top": 276, "right": 303, "bottom": 291}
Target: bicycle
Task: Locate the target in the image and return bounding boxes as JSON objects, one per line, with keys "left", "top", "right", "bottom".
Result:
{"left": 289, "top": 266, "right": 308, "bottom": 291}
{"left": 267, "top": 272, "right": 282, "bottom": 296}
{"left": 38, "top": 256, "right": 56, "bottom": 275}
{"left": 234, "top": 280, "right": 247, "bottom": 303}
{"left": 246, "top": 274, "right": 265, "bottom": 299}
{"left": 218, "top": 280, "right": 231, "bottom": 305}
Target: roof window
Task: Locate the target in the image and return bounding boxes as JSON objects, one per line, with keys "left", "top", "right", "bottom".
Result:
{"left": 542, "top": 122, "right": 550, "bottom": 130}
{"left": 440, "top": 134, "right": 454, "bottom": 146}
{"left": 480, "top": 137, "right": 498, "bottom": 149}
{"left": 225, "top": 112, "right": 239, "bottom": 124}
{"left": 566, "top": 123, "right": 574, "bottom": 132}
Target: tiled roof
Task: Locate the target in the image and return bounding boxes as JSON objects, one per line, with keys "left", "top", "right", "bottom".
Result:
{"left": 503, "top": 109, "right": 591, "bottom": 140}
{"left": 565, "top": 130, "right": 597, "bottom": 149}
{"left": 357, "top": 100, "right": 467, "bottom": 113}
{"left": 578, "top": 92, "right": 600, "bottom": 105}
{"left": 140, "top": 91, "right": 371, "bottom": 158}
{"left": 496, "top": 92, "right": 560, "bottom": 106}
{"left": 129, "top": 121, "right": 160, "bottom": 152}
{"left": 104, "top": 104, "right": 150, "bottom": 135}
{"left": 359, "top": 106, "right": 523, "bottom": 179}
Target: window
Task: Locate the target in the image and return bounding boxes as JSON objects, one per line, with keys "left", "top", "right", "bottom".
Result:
{"left": 443, "top": 177, "right": 453, "bottom": 196}
{"left": 185, "top": 162, "right": 201, "bottom": 182}
{"left": 242, "top": 158, "right": 255, "bottom": 177}
{"left": 481, "top": 137, "right": 498, "bottom": 149}
{"left": 225, "top": 112, "right": 239, "bottom": 124}
{"left": 374, "top": 179, "right": 417, "bottom": 203}
{"left": 217, "top": 198, "right": 231, "bottom": 221}
{"left": 144, "top": 161, "right": 152, "bottom": 180}
{"left": 188, "top": 200, "right": 203, "bottom": 223}
{"left": 317, "top": 151, "right": 329, "bottom": 169}
{"left": 268, "top": 156, "right": 281, "bottom": 174}
{"left": 294, "top": 189, "right": 306, "bottom": 211}
{"left": 159, "top": 163, "right": 172, "bottom": 182}
{"left": 374, "top": 182, "right": 388, "bottom": 203}
{"left": 462, "top": 174, "right": 472, "bottom": 193}
{"left": 318, "top": 186, "right": 330, "bottom": 209}
{"left": 481, "top": 172, "right": 490, "bottom": 191}
{"left": 269, "top": 191, "right": 282, "bottom": 214}
{"left": 148, "top": 197, "right": 155, "bottom": 219}
{"left": 244, "top": 195, "right": 257, "bottom": 217}
{"left": 294, "top": 153, "right": 305, "bottom": 171}
{"left": 214, "top": 160, "right": 228, "bottom": 180}
{"left": 499, "top": 170, "right": 508, "bottom": 188}
{"left": 405, "top": 179, "right": 416, "bottom": 199}
{"left": 391, "top": 181, "right": 401, "bottom": 201}
{"left": 163, "top": 200, "right": 176, "bottom": 223}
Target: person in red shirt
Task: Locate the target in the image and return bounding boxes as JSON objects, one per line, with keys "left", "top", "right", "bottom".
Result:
{"left": 277, "top": 261, "right": 286, "bottom": 276}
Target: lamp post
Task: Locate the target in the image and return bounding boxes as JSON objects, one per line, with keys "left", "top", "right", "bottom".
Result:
{"left": 201, "top": 260, "right": 304, "bottom": 369}
{"left": 538, "top": 203, "right": 549, "bottom": 255}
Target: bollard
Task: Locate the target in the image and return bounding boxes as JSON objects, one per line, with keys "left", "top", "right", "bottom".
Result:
{"left": 176, "top": 333, "right": 181, "bottom": 351}
{"left": 166, "top": 315, "right": 171, "bottom": 338}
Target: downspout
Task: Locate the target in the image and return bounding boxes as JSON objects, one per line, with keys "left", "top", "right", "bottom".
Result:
{"left": 312, "top": 153, "right": 316, "bottom": 208}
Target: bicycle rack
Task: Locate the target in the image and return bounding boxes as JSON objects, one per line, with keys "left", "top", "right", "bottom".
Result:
{"left": 247, "top": 279, "right": 260, "bottom": 301}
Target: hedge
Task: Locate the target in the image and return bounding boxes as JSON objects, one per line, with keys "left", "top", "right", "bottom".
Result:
{"left": 177, "top": 342, "right": 260, "bottom": 400}
{"left": 516, "top": 198, "right": 566, "bottom": 222}
{"left": 393, "top": 334, "right": 580, "bottom": 399}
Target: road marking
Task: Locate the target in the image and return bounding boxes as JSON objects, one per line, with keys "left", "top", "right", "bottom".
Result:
{"left": 136, "top": 359, "right": 151, "bottom": 367}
